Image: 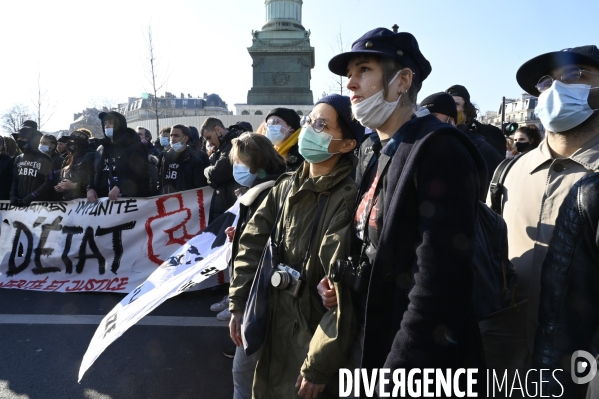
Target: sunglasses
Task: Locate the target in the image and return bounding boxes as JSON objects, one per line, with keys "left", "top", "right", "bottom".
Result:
{"left": 536, "top": 66, "right": 599, "bottom": 93}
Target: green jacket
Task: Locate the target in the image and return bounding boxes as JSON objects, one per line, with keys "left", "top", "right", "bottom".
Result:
{"left": 230, "top": 156, "right": 358, "bottom": 398}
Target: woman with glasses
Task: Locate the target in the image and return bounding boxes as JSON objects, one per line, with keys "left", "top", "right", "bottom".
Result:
{"left": 228, "top": 94, "right": 364, "bottom": 399}
{"left": 319, "top": 27, "right": 488, "bottom": 393}
{"left": 264, "top": 107, "right": 305, "bottom": 171}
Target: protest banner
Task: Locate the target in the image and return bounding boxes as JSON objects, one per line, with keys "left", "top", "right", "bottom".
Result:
{"left": 0, "top": 187, "right": 229, "bottom": 293}
{"left": 78, "top": 202, "right": 239, "bottom": 382}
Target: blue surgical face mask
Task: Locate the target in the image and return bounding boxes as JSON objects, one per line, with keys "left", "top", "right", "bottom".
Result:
{"left": 266, "top": 124, "right": 287, "bottom": 145}
{"left": 160, "top": 137, "right": 170, "bottom": 147}
{"left": 38, "top": 145, "right": 50, "bottom": 153}
{"left": 535, "top": 80, "right": 599, "bottom": 133}
{"left": 233, "top": 163, "right": 257, "bottom": 187}
{"left": 105, "top": 128, "right": 114, "bottom": 138}
{"left": 298, "top": 125, "right": 344, "bottom": 164}
{"left": 171, "top": 141, "right": 185, "bottom": 152}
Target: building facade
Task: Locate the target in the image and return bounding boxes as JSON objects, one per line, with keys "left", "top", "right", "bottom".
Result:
{"left": 235, "top": 0, "right": 314, "bottom": 117}
{"left": 116, "top": 92, "right": 230, "bottom": 125}
{"left": 479, "top": 93, "right": 545, "bottom": 135}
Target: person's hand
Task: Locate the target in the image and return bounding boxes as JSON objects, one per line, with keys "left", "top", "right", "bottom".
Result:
{"left": 56, "top": 179, "right": 76, "bottom": 192}
{"left": 229, "top": 309, "right": 243, "bottom": 346}
{"left": 296, "top": 374, "right": 325, "bottom": 399}
{"left": 108, "top": 186, "right": 121, "bottom": 201}
{"left": 22, "top": 194, "right": 35, "bottom": 206}
{"left": 87, "top": 188, "right": 98, "bottom": 203}
{"left": 317, "top": 277, "right": 337, "bottom": 310}
{"left": 225, "top": 226, "right": 236, "bottom": 243}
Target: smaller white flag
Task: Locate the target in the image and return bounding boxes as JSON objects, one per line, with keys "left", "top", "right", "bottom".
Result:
{"left": 78, "top": 201, "right": 240, "bottom": 382}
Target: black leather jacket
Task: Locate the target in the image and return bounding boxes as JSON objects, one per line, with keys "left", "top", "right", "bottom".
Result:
{"left": 532, "top": 172, "right": 599, "bottom": 398}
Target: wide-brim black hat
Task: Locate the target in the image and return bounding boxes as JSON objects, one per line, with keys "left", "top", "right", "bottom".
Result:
{"left": 328, "top": 28, "right": 431, "bottom": 89}
{"left": 517, "top": 45, "right": 599, "bottom": 96}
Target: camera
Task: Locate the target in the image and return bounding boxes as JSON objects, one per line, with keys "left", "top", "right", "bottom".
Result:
{"left": 330, "top": 256, "right": 371, "bottom": 293}
{"left": 271, "top": 264, "right": 304, "bottom": 297}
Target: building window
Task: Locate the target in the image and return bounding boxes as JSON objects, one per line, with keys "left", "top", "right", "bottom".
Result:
{"left": 242, "top": 110, "right": 249, "bottom": 115}
{"left": 255, "top": 111, "right": 263, "bottom": 115}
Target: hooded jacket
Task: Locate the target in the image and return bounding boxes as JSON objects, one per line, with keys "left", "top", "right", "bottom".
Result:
{"left": 0, "top": 153, "right": 14, "bottom": 200}
{"left": 9, "top": 134, "right": 54, "bottom": 205}
{"left": 230, "top": 156, "right": 358, "bottom": 398}
{"left": 90, "top": 112, "right": 150, "bottom": 198}
{"left": 204, "top": 128, "right": 243, "bottom": 223}
{"left": 159, "top": 146, "right": 208, "bottom": 194}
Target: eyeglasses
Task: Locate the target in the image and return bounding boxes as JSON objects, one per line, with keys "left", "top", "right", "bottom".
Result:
{"left": 536, "top": 66, "right": 599, "bottom": 93}
{"left": 300, "top": 115, "right": 340, "bottom": 134}
{"left": 266, "top": 118, "right": 282, "bottom": 126}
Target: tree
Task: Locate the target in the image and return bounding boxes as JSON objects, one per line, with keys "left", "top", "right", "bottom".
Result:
{"left": 31, "top": 71, "right": 56, "bottom": 131}
{"left": 329, "top": 30, "right": 349, "bottom": 96}
{"left": 1, "top": 104, "right": 33, "bottom": 134}
{"left": 143, "top": 25, "right": 169, "bottom": 136}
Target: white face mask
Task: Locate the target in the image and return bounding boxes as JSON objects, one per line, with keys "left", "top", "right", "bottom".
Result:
{"left": 265, "top": 124, "right": 288, "bottom": 145}
{"left": 351, "top": 71, "right": 403, "bottom": 129}
{"left": 171, "top": 141, "right": 185, "bottom": 152}
{"left": 38, "top": 145, "right": 50, "bottom": 153}
{"left": 105, "top": 128, "right": 114, "bottom": 138}
{"left": 535, "top": 80, "right": 598, "bottom": 133}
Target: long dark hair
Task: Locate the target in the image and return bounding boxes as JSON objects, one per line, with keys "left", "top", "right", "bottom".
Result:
{"left": 62, "top": 132, "right": 89, "bottom": 175}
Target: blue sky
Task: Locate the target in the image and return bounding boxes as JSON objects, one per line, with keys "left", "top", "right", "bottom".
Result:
{"left": 1, "top": 0, "right": 597, "bottom": 132}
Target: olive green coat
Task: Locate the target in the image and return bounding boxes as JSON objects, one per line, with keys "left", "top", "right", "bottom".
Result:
{"left": 229, "top": 156, "right": 358, "bottom": 399}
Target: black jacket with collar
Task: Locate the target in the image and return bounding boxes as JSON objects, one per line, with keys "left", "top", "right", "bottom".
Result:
{"left": 90, "top": 112, "right": 150, "bottom": 198}
{"left": 204, "top": 128, "right": 243, "bottom": 223}
{"left": 159, "top": 147, "right": 208, "bottom": 194}
{"left": 360, "top": 115, "right": 488, "bottom": 393}
{"left": 532, "top": 173, "right": 599, "bottom": 398}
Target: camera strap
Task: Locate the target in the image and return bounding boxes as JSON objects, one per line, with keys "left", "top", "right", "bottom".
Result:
{"left": 271, "top": 178, "right": 294, "bottom": 244}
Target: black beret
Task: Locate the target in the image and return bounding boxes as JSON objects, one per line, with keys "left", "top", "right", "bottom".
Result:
{"left": 517, "top": 45, "right": 599, "bottom": 96}
{"left": 265, "top": 108, "right": 301, "bottom": 131}
{"left": 419, "top": 92, "right": 457, "bottom": 121}
{"left": 315, "top": 94, "right": 365, "bottom": 144}
{"left": 445, "top": 85, "right": 471, "bottom": 103}
{"left": 229, "top": 121, "right": 253, "bottom": 132}
{"left": 328, "top": 28, "right": 431, "bottom": 89}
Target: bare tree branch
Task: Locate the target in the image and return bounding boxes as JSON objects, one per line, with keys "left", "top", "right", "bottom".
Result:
{"left": 30, "top": 70, "right": 56, "bottom": 131}
{"left": 1, "top": 104, "right": 33, "bottom": 134}
{"left": 328, "top": 30, "right": 348, "bottom": 96}
{"left": 143, "top": 25, "right": 169, "bottom": 136}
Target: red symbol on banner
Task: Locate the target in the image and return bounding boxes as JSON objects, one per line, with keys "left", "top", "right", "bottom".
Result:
{"left": 145, "top": 190, "right": 207, "bottom": 265}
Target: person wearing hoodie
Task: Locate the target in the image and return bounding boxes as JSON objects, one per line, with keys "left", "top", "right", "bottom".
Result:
{"left": 87, "top": 111, "right": 150, "bottom": 201}
{"left": 0, "top": 136, "right": 15, "bottom": 200}
{"left": 159, "top": 124, "right": 208, "bottom": 194}
{"left": 54, "top": 131, "right": 97, "bottom": 200}
{"left": 200, "top": 118, "right": 245, "bottom": 223}
{"left": 39, "top": 134, "right": 64, "bottom": 173}
{"left": 9, "top": 121, "right": 54, "bottom": 205}
{"left": 264, "top": 107, "right": 305, "bottom": 172}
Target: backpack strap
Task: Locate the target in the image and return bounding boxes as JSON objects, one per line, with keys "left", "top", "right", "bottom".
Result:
{"left": 489, "top": 153, "right": 525, "bottom": 215}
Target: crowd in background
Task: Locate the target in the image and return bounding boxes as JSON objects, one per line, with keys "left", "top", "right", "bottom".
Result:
{"left": 2, "top": 25, "right": 599, "bottom": 399}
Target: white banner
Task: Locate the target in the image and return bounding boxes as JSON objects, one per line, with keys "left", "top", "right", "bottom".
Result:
{"left": 78, "top": 201, "right": 240, "bottom": 382}
{"left": 0, "top": 187, "right": 233, "bottom": 293}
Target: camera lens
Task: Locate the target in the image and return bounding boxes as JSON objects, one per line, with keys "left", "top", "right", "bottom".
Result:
{"left": 271, "top": 271, "right": 291, "bottom": 289}
{"left": 330, "top": 260, "right": 345, "bottom": 283}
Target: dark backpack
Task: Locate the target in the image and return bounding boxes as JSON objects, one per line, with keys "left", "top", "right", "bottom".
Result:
{"left": 412, "top": 125, "right": 519, "bottom": 319}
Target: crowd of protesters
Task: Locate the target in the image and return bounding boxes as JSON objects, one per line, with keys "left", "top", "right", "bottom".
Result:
{"left": 2, "top": 25, "right": 599, "bottom": 399}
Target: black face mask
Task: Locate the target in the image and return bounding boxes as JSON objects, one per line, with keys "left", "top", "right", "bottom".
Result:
{"left": 67, "top": 143, "right": 77, "bottom": 152}
{"left": 17, "top": 140, "right": 29, "bottom": 151}
{"left": 515, "top": 141, "right": 531, "bottom": 153}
